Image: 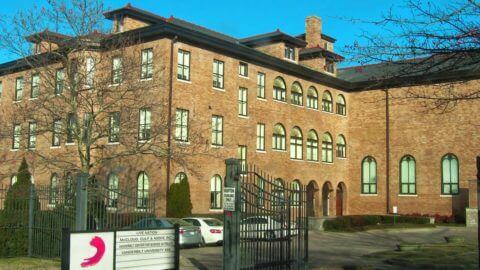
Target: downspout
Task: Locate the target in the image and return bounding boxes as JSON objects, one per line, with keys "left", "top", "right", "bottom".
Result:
{"left": 385, "top": 89, "right": 391, "bottom": 214}
{"left": 166, "top": 36, "right": 177, "bottom": 214}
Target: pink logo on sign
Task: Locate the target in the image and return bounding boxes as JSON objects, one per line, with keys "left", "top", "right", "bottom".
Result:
{"left": 81, "top": 236, "right": 106, "bottom": 268}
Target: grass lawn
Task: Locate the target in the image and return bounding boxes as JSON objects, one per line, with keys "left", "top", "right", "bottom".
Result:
{"left": 365, "top": 243, "right": 478, "bottom": 269}
{"left": 0, "top": 257, "right": 59, "bottom": 270}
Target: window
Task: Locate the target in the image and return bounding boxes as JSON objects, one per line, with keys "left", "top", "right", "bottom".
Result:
{"left": 322, "top": 132, "right": 333, "bottom": 163}
{"left": 83, "top": 113, "right": 92, "bottom": 144}
{"left": 67, "top": 113, "right": 76, "bottom": 143}
{"left": 273, "top": 179, "right": 285, "bottom": 206}
{"left": 322, "top": 90, "right": 333, "bottom": 112}
{"left": 52, "top": 119, "right": 62, "bottom": 146}
{"left": 86, "top": 57, "right": 95, "bottom": 87}
{"left": 49, "top": 173, "right": 59, "bottom": 205}
{"left": 15, "top": 77, "right": 24, "bottom": 101}
{"left": 112, "top": 57, "right": 123, "bottom": 84}
{"left": 273, "top": 77, "right": 286, "bottom": 102}
{"left": 257, "top": 72, "right": 265, "bottom": 99}
{"left": 238, "top": 87, "right": 248, "bottom": 116}
{"left": 139, "top": 108, "right": 151, "bottom": 141}
{"left": 109, "top": 112, "right": 120, "bottom": 143}
{"left": 256, "top": 123, "right": 265, "bottom": 151}
{"left": 0, "top": 81, "right": 3, "bottom": 99}
{"left": 28, "top": 122, "right": 37, "bottom": 149}
{"left": 237, "top": 145, "right": 247, "bottom": 173}
{"left": 174, "top": 172, "right": 187, "bottom": 184}
{"left": 307, "top": 86, "right": 318, "bottom": 109}
{"left": 175, "top": 109, "right": 189, "bottom": 142}
{"left": 210, "top": 175, "right": 222, "bottom": 209}
{"left": 441, "top": 154, "right": 459, "bottom": 195}
{"left": 108, "top": 173, "right": 119, "bottom": 208}
{"left": 326, "top": 60, "right": 335, "bottom": 73}
{"left": 12, "top": 124, "right": 21, "bottom": 149}
{"left": 290, "top": 127, "right": 303, "bottom": 160}
{"left": 306, "top": 130, "right": 319, "bottom": 161}
{"left": 65, "top": 172, "right": 74, "bottom": 205}
{"left": 291, "top": 180, "right": 300, "bottom": 206}
{"left": 177, "top": 49, "right": 190, "bottom": 81}
{"left": 141, "top": 48, "right": 153, "bottom": 79}
{"left": 257, "top": 178, "right": 265, "bottom": 207}
{"left": 291, "top": 82, "right": 303, "bottom": 106}
{"left": 285, "top": 45, "right": 295, "bottom": 60}
{"left": 239, "top": 62, "right": 248, "bottom": 77}
{"left": 137, "top": 172, "right": 149, "bottom": 209}
{"left": 336, "top": 94, "right": 346, "bottom": 115}
{"left": 11, "top": 174, "right": 17, "bottom": 186}
{"left": 213, "top": 60, "right": 224, "bottom": 89}
{"left": 272, "top": 124, "right": 286, "bottom": 151}
{"left": 55, "top": 68, "right": 65, "bottom": 95}
{"left": 31, "top": 74, "right": 40, "bottom": 98}
{"left": 400, "top": 155, "right": 416, "bottom": 194}
{"left": 211, "top": 115, "right": 223, "bottom": 146}
{"left": 362, "top": 156, "right": 377, "bottom": 194}
{"left": 336, "top": 135, "right": 346, "bottom": 158}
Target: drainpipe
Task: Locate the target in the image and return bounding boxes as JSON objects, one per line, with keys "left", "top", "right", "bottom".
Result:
{"left": 385, "top": 89, "right": 391, "bottom": 214}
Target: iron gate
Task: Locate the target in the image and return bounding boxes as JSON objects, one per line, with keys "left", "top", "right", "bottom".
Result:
{"left": 224, "top": 159, "right": 308, "bottom": 270}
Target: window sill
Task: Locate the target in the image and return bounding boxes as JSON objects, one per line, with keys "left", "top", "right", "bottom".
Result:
{"left": 50, "top": 146, "right": 61, "bottom": 149}
{"left": 213, "top": 87, "right": 225, "bottom": 92}
{"left": 138, "top": 139, "right": 151, "bottom": 144}
{"left": 135, "top": 208, "right": 148, "bottom": 212}
{"left": 29, "top": 98, "right": 38, "bottom": 101}
{"left": 10, "top": 149, "right": 19, "bottom": 152}
{"left": 13, "top": 100, "right": 22, "bottom": 104}
{"left": 337, "top": 157, "right": 347, "bottom": 160}
{"left": 140, "top": 78, "right": 153, "bottom": 82}
{"left": 211, "top": 145, "right": 224, "bottom": 149}
{"left": 47, "top": 204, "right": 57, "bottom": 209}
{"left": 306, "top": 107, "right": 319, "bottom": 111}
{"left": 306, "top": 160, "right": 319, "bottom": 164}
{"left": 290, "top": 158, "right": 304, "bottom": 162}
{"left": 106, "top": 207, "right": 118, "bottom": 211}
{"left": 65, "top": 143, "right": 76, "bottom": 146}
{"left": 283, "top": 58, "right": 297, "bottom": 63}
{"left": 108, "top": 142, "right": 120, "bottom": 145}
{"left": 322, "top": 161, "right": 334, "bottom": 165}
{"left": 440, "top": 194, "right": 459, "bottom": 198}
{"left": 177, "top": 79, "right": 192, "bottom": 84}
{"left": 109, "top": 83, "right": 121, "bottom": 87}
{"left": 336, "top": 113, "right": 347, "bottom": 118}
{"left": 27, "top": 148, "right": 36, "bottom": 151}
{"left": 272, "top": 149, "right": 287, "bottom": 153}
{"left": 176, "top": 141, "right": 190, "bottom": 145}
{"left": 273, "top": 99, "right": 287, "bottom": 104}
{"left": 360, "top": 194, "right": 378, "bottom": 197}
{"left": 291, "top": 103, "right": 304, "bottom": 108}
{"left": 398, "top": 194, "right": 418, "bottom": 197}
{"left": 209, "top": 209, "right": 223, "bottom": 212}
{"left": 257, "top": 97, "right": 267, "bottom": 102}
{"left": 256, "top": 150, "right": 266, "bottom": 153}
{"left": 239, "top": 75, "right": 249, "bottom": 79}
{"left": 322, "top": 110, "right": 334, "bottom": 114}
{"left": 238, "top": 115, "right": 249, "bottom": 119}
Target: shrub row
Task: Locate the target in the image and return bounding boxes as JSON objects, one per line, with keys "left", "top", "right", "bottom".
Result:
{"left": 323, "top": 215, "right": 431, "bottom": 232}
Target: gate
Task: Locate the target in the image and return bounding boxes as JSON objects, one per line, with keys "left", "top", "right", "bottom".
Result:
{"left": 224, "top": 159, "right": 308, "bottom": 270}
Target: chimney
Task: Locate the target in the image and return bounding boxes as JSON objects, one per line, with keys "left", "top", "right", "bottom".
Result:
{"left": 305, "top": 16, "right": 322, "bottom": 48}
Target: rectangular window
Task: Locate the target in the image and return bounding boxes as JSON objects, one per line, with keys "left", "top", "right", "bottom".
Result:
{"left": 28, "top": 122, "right": 37, "bottom": 149}
{"left": 239, "top": 62, "right": 248, "bottom": 77}
{"left": 86, "top": 57, "right": 95, "bottom": 87}
{"left": 112, "top": 57, "right": 123, "bottom": 84}
{"left": 30, "top": 74, "right": 40, "bottom": 98}
{"left": 83, "top": 113, "right": 92, "bottom": 143}
{"left": 141, "top": 48, "right": 153, "bottom": 79}
{"left": 109, "top": 112, "right": 120, "bottom": 143}
{"left": 52, "top": 119, "right": 62, "bottom": 146}
{"left": 256, "top": 123, "right": 265, "bottom": 151}
{"left": 257, "top": 72, "right": 265, "bottom": 99}
{"left": 237, "top": 145, "right": 247, "bottom": 173}
{"left": 138, "top": 108, "right": 151, "bottom": 141}
{"left": 238, "top": 87, "right": 248, "bottom": 116}
{"left": 177, "top": 49, "right": 190, "bottom": 81}
{"left": 0, "top": 81, "right": 3, "bottom": 100}
{"left": 212, "top": 60, "right": 224, "bottom": 89}
{"left": 175, "top": 109, "right": 189, "bottom": 142}
{"left": 55, "top": 68, "right": 65, "bottom": 95}
{"left": 12, "top": 124, "right": 21, "bottom": 149}
{"left": 326, "top": 60, "right": 335, "bottom": 73}
{"left": 285, "top": 46, "right": 295, "bottom": 60}
{"left": 67, "top": 113, "right": 76, "bottom": 144}
{"left": 15, "top": 77, "right": 24, "bottom": 101}
{"left": 211, "top": 115, "right": 223, "bottom": 146}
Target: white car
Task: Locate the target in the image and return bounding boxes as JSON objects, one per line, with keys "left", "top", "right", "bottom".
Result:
{"left": 241, "top": 216, "right": 297, "bottom": 239}
{"left": 183, "top": 217, "right": 223, "bottom": 246}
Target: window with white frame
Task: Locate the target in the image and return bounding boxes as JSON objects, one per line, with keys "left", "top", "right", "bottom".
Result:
{"left": 237, "top": 145, "right": 247, "bottom": 173}
{"left": 322, "top": 132, "right": 333, "bottom": 163}
{"left": 290, "top": 127, "right": 303, "bottom": 160}
{"left": 256, "top": 123, "right": 265, "bottom": 151}
{"left": 67, "top": 113, "right": 76, "bottom": 143}
{"left": 211, "top": 115, "right": 223, "bottom": 146}
{"left": 336, "top": 94, "right": 346, "bottom": 115}
{"left": 28, "top": 122, "right": 37, "bottom": 149}
{"left": 177, "top": 49, "right": 190, "bottom": 81}
{"left": 52, "top": 119, "right": 62, "bottom": 146}
{"left": 336, "top": 135, "right": 346, "bottom": 158}
{"left": 108, "top": 173, "right": 119, "bottom": 207}
{"left": 137, "top": 172, "right": 149, "bottom": 209}
{"left": 174, "top": 172, "right": 187, "bottom": 184}
{"left": 12, "top": 124, "right": 21, "bottom": 149}
{"left": 257, "top": 72, "right": 265, "bottom": 99}
{"left": 112, "top": 57, "right": 123, "bottom": 84}
{"left": 441, "top": 154, "right": 459, "bottom": 195}
{"left": 141, "top": 48, "right": 153, "bottom": 79}
{"left": 400, "top": 155, "right": 416, "bottom": 194}
{"left": 291, "top": 180, "right": 300, "bottom": 206}
{"left": 210, "top": 175, "right": 222, "bottom": 209}
{"left": 213, "top": 60, "right": 224, "bottom": 89}
{"left": 291, "top": 82, "right": 303, "bottom": 106}
{"left": 15, "top": 77, "right": 24, "bottom": 101}
{"left": 362, "top": 156, "right": 377, "bottom": 194}
{"left": 285, "top": 45, "right": 295, "bottom": 60}
{"left": 307, "top": 86, "right": 318, "bottom": 109}
{"left": 49, "top": 173, "right": 59, "bottom": 205}
{"left": 238, "top": 87, "right": 248, "bottom": 116}
{"left": 239, "top": 62, "right": 248, "bottom": 77}
{"left": 139, "top": 108, "right": 151, "bottom": 141}
{"left": 86, "top": 57, "right": 95, "bottom": 87}
{"left": 273, "top": 77, "right": 286, "bottom": 102}
{"left": 175, "top": 109, "right": 189, "bottom": 142}
{"left": 272, "top": 123, "right": 286, "bottom": 151}
{"left": 30, "top": 74, "right": 40, "bottom": 98}
{"left": 306, "top": 129, "right": 319, "bottom": 161}
{"left": 109, "top": 112, "right": 120, "bottom": 143}
{"left": 322, "top": 90, "right": 333, "bottom": 112}
{"left": 55, "top": 68, "right": 65, "bottom": 95}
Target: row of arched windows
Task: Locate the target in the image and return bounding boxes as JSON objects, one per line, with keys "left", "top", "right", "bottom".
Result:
{"left": 361, "top": 153, "right": 460, "bottom": 195}
{"left": 272, "top": 77, "right": 346, "bottom": 115}
{"left": 272, "top": 124, "right": 346, "bottom": 162}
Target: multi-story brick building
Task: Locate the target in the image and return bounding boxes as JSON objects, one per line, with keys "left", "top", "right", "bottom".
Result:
{"left": 0, "top": 4, "right": 478, "bottom": 218}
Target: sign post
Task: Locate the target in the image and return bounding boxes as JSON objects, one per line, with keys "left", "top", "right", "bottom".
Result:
{"left": 223, "top": 158, "right": 241, "bottom": 270}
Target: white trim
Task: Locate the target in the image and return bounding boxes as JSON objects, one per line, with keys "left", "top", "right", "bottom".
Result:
{"left": 176, "top": 141, "right": 191, "bottom": 145}
{"left": 283, "top": 58, "right": 297, "bottom": 63}
{"left": 107, "top": 142, "right": 120, "bottom": 145}
{"left": 65, "top": 143, "right": 76, "bottom": 146}
{"left": 209, "top": 209, "right": 223, "bottom": 213}
{"left": 238, "top": 115, "right": 249, "bottom": 119}
{"left": 238, "top": 75, "right": 250, "bottom": 79}
{"left": 106, "top": 207, "right": 118, "bottom": 212}
{"left": 29, "top": 98, "right": 38, "bottom": 101}
{"left": 440, "top": 194, "right": 459, "bottom": 198}
{"left": 211, "top": 145, "right": 224, "bottom": 149}
{"left": 256, "top": 150, "right": 267, "bottom": 153}
{"left": 360, "top": 194, "right": 378, "bottom": 197}
{"left": 306, "top": 107, "right": 319, "bottom": 111}
{"left": 50, "top": 146, "right": 61, "bottom": 149}
{"left": 337, "top": 157, "right": 348, "bottom": 160}
{"left": 177, "top": 78, "right": 192, "bottom": 84}
{"left": 109, "top": 83, "right": 121, "bottom": 87}
{"left": 306, "top": 160, "right": 320, "bottom": 164}
{"left": 273, "top": 99, "right": 287, "bottom": 104}
{"left": 398, "top": 194, "right": 418, "bottom": 197}
{"left": 256, "top": 97, "right": 267, "bottom": 102}
{"left": 322, "top": 110, "right": 334, "bottom": 115}
{"left": 322, "top": 161, "right": 334, "bottom": 165}
{"left": 213, "top": 87, "right": 225, "bottom": 92}
{"left": 140, "top": 78, "right": 153, "bottom": 82}
{"left": 290, "top": 158, "right": 305, "bottom": 162}
{"left": 10, "top": 148, "right": 19, "bottom": 152}
{"left": 291, "top": 103, "right": 304, "bottom": 108}
{"left": 272, "top": 149, "right": 288, "bottom": 153}
{"left": 13, "top": 100, "right": 22, "bottom": 104}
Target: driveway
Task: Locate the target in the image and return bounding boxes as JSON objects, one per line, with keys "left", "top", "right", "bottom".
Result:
{"left": 180, "top": 226, "right": 478, "bottom": 269}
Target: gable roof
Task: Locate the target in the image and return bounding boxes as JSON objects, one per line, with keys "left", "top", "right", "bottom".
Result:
{"left": 240, "top": 30, "right": 307, "bottom": 48}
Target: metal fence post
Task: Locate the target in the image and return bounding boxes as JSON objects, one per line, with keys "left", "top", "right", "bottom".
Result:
{"left": 75, "top": 173, "right": 88, "bottom": 231}
{"left": 224, "top": 158, "right": 241, "bottom": 270}
{"left": 27, "top": 184, "right": 35, "bottom": 257}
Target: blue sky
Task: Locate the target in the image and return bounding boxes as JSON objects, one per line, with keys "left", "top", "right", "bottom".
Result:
{"left": 0, "top": 0, "right": 448, "bottom": 66}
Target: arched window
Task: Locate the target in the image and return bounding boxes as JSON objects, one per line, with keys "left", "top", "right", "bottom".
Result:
{"left": 210, "top": 175, "right": 222, "bottom": 209}
{"left": 108, "top": 173, "right": 119, "bottom": 207}
{"left": 336, "top": 94, "right": 346, "bottom": 115}
{"left": 362, "top": 156, "right": 377, "bottom": 194}
{"left": 441, "top": 154, "right": 459, "bottom": 195}
{"left": 137, "top": 172, "right": 149, "bottom": 209}
{"left": 291, "top": 180, "right": 301, "bottom": 206}
{"left": 291, "top": 82, "right": 303, "bottom": 106}
{"left": 307, "top": 86, "right": 318, "bottom": 109}
{"left": 65, "top": 172, "right": 74, "bottom": 205}
{"left": 257, "top": 177, "right": 265, "bottom": 207}
{"left": 272, "top": 123, "right": 286, "bottom": 151}
{"left": 322, "top": 90, "right": 333, "bottom": 112}
{"left": 273, "top": 77, "right": 286, "bottom": 102}
{"left": 290, "top": 127, "right": 303, "bottom": 160}
{"left": 322, "top": 132, "right": 333, "bottom": 163}
{"left": 174, "top": 172, "right": 187, "bottom": 184}
{"left": 49, "top": 173, "right": 59, "bottom": 205}
{"left": 306, "top": 130, "right": 318, "bottom": 161}
{"left": 273, "top": 178, "right": 285, "bottom": 206}
{"left": 10, "top": 174, "right": 17, "bottom": 186}
{"left": 400, "top": 155, "right": 416, "bottom": 194}
{"left": 336, "top": 135, "right": 346, "bottom": 158}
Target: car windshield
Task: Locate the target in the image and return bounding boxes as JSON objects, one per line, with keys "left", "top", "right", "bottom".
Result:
{"left": 203, "top": 219, "right": 223, "bottom": 226}
{"left": 164, "top": 218, "right": 194, "bottom": 226}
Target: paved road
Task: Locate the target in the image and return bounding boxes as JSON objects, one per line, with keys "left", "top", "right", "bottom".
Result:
{"left": 180, "top": 226, "right": 478, "bottom": 269}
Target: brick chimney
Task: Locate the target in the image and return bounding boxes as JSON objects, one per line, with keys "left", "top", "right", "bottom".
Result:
{"left": 305, "top": 16, "right": 322, "bottom": 48}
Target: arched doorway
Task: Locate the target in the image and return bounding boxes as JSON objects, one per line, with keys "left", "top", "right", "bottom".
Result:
{"left": 321, "top": 182, "right": 333, "bottom": 216}
{"left": 336, "top": 182, "right": 347, "bottom": 216}
{"left": 306, "top": 181, "right": 319, "bottom": 217}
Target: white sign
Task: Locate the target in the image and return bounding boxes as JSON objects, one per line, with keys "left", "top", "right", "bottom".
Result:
{"left": 69, "top": 232, "right": 115, "bottom": 270}
{"left": 393, "top": 206, "right": 398, "bottom": 214}
{"left": 223, "top": 187, "right": 236, "bottom": 211}
{"left": 116, "top": 229, "right": 176, "bottom": 270}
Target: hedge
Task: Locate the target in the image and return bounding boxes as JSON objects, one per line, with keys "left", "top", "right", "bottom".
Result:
{"left": 323, "top": 215, "right": 431, "bottom": 232}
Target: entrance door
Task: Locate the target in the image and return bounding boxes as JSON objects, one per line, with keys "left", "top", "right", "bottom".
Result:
{"left": 307, "top": 182, "right": 318, "bottom": 217}
{"left": 336, "top": 186, "right": 343, "bottom": 216}
{"left": 321, "top": 183, "right": 331, "bottom": 217}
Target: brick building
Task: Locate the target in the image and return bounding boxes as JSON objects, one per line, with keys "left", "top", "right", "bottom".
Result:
{"left": 0, "top": 4, "right": 478, "bottom": 218}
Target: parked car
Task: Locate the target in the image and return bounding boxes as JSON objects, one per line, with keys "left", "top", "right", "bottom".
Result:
{"left": 182, "top": 217, "right": 223, "bottom": 246}
{"left": 127, "top": 217, "right": 202, "bottom": 247}
{"left": 240, "top": 216, "right": 297, "bottom": 239}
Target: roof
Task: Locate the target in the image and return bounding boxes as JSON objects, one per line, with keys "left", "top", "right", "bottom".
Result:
{"left": 300, "top": 47, "right": 345, "bottom": 62}
{"left": 240, "top": 31, "right": 307, "bottom": 48}
{"left": 26, "top": 30, "right": 72, "bottom": 44}
{"left": 296, "top": 33, "right": 336, "bottom": 43}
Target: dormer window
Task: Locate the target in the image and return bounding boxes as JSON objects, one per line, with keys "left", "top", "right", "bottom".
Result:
{"left": 285, "top": 45, "right": 295, "bottom": 61}
{"left": 113, "top": 15, "right": 124, "bottom": 33}
{"left": 325, "top": 60, "right": 335, "bottom": 73}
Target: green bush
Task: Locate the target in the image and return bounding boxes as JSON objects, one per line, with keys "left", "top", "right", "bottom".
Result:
{"left": 323, "top": 215, "right": 431, "bottom": 232}
{"left": 166, "top": 178, "right": 193, "bottom": 218}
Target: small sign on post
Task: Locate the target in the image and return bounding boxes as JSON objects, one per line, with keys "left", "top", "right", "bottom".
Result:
{"left": 223, "top": 187, "right": 236, "bottom": 211}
